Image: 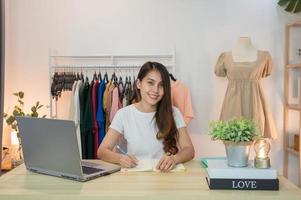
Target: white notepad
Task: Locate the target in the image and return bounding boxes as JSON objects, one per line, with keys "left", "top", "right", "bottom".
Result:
{"left": 121, "top": 159, "right": 185, "bottom": 172}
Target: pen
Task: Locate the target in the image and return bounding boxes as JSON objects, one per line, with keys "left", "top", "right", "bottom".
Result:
{"left": 116, "top": 145, "right": 127, "bottom": 155}
{"left": 116, "top": 145, "right": 138, "bottom": 165}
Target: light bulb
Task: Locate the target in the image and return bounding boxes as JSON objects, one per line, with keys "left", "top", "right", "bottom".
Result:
{"left": 254, "top": 138, "right": 270, "bottom": 159}
{"left": 254, "top": 138, "right": 271, "bottom": 168}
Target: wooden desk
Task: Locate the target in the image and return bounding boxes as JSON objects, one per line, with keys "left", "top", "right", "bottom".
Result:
{"left": 0, "top": 160, "right": 301, "bottom": 200}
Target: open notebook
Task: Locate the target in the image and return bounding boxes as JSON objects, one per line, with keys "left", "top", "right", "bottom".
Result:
{"left": 121, "top": 159, "right": 185, "bottom": 172}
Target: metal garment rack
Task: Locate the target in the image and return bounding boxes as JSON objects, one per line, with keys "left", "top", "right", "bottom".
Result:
{"left": 49, "top": 50, "right": 176, "bottom": 118}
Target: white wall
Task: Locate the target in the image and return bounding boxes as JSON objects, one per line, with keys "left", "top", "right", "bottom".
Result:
{"left": 4, "top": 0, "right": 301, "bottom": 184}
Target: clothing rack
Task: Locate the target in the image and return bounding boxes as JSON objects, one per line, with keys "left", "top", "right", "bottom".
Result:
{"left": 49, "top": 50, "right": 176, "bottom": 118}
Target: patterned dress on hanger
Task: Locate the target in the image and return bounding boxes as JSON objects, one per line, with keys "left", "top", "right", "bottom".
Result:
{"left": 215, "top": 50, "right": 278, "bottom": 139}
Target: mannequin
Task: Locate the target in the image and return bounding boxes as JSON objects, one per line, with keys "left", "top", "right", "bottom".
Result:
{"left": 232, "top": 37, "right": 257, "bottom": 62}
{"left": 214, "top": 38, "right": 278, "bottom": 140}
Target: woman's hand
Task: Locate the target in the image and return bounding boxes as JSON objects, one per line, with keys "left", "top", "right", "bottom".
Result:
{"left": 156, "top": 154, "right": 177, "bottom": 172}
{"left": 119, "top": 154, "right": 139, "bottom": 168}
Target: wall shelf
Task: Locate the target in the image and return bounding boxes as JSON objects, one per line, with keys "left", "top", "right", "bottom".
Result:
{"left": 284, "top": 21, "right": 301, "bottom": 187}
{"left": 287, "top": 64, "right": 301, "bottom": 68}
{"left": 286, "top": 147, "right": 300, "bottom": 156}
{"left": 287, "top": 104, "right": 300, "bottom": 111}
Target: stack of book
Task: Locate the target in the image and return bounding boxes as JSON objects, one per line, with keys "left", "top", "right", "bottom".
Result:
{"left": 204, "top": 159, "right": 279, "bottom": 190}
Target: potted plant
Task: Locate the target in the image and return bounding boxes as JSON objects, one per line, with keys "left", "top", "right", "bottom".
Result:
{"left": 3, "top": 91, "right": 46, "bottom": 160}
{"left": 209, "top": 117, "right": 260, "bottom": 167}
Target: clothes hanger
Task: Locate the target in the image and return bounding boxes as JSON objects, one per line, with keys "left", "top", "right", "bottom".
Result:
{"left": 80, "top": 66, "right": 84, "bottom": 82}
{"left": 98, "top": 71, "right": 102, "bottom": 81}
{"left": 80, "top": 72, "right": 84, "bottom": 82}
{"left": 93, "top": 70, "right": 97, "bottom": 81}
{"left": 111, "top": 72, "right": 115, "bottom": 82}
{"left": 124, "top": 76, "right": 129, "bottom": 90}
{"left": 114, "top": 76, "right": 118, "bottom": 86}
{"left": 169, "top": 73, "right": 177, "bottom": 81}
{"left": 118, "top": 76, "right": 124, "bottom": 88}
{"left": 103, "top": 71, "right": 109, "bottom": 83}
{"left": 129, "top": 76, "right": 132, "bottom": 87}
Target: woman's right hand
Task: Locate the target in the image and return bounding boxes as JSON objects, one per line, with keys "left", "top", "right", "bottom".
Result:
{"left": 119, "top": 154, "right": 139, "bottom": 168}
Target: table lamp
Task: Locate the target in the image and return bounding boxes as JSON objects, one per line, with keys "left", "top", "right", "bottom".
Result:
{"left": 254, "top": 138, "right": 271, "bottom": 168}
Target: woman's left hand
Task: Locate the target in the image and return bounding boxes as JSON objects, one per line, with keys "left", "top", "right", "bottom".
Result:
{"left": 156, "top": 154, "right": 177, "bottom": 172}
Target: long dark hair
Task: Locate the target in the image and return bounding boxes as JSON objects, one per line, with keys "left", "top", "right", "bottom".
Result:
{"left": 134, "top": 61, "right": 179, "bottom": 155}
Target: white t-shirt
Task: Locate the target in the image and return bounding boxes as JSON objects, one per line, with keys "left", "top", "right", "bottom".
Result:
{"left": 110, "top": 104, "right": 186, "bottom": 159}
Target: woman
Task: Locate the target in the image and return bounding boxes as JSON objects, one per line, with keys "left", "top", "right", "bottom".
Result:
{"left": 97, "top": 61, "right": 194, "bottom": 172}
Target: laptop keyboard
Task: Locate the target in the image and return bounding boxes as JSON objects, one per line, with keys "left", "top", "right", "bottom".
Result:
{"left": 82, "top": 166, "right": 104, "bottom": 175}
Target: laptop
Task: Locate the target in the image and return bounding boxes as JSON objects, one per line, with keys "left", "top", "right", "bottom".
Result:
{"left": 16, "top": 116, "right": 121, "bottom": 182}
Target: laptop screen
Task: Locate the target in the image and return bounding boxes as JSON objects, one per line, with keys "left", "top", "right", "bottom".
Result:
{"left": 16, "top": 117, "right": 84, "bottom": 176}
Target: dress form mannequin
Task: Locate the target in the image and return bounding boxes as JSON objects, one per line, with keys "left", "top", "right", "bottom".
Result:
{"left": 215, "top": 40, "right": 278, "bottom": 139}
{"left": 232, "top": 37, "right": 257, "bottom": 62}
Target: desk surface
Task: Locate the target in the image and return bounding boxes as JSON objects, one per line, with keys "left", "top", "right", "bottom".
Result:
{"left": 0, "top": 160, "right": 301, "bottom": 200}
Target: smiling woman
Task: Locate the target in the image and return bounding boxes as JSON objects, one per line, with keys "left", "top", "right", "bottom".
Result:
{"left": 0, "top": 0, "right": 5, "bottom": 174}
{"left": 97, "top": 61, "right": 195, "bottom": 172}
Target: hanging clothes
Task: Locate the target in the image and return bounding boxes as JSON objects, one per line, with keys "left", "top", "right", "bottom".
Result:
{"left": 124, "top": 80, "right": 134, "bottom": 107}
{"left": 69, "top": 80, "right": 78, "bottom": 121}
{"left": 96, "top": 80, "right": 107, "bottom": 146}
{"left": 73, "top": 80, "right": 83, "bottom": 157}
{"left": 51, "top": 72, "right": 76, "bottom": 100}
{"left": 122, "top": 94, "right": 127, "bottom": 107}
{"left": 86, "top": 84, "right": 94, "bottom": 159}
{"left": 91, "top": 79, "right": 99, "bottom": 159}
{"left": 110, "top": 87, "right": 121, "bottom": 123}
{"left": 79, "top": 81, "right": 94, "bottom": 159}
{"left": 105, "top": 82, "right": 115, "bottom": 129}
{"left": 103, "top": 81, "right": 112, "bottom": 133}
{"left": 171, "top": 80, "right": 194, "bottom": 125}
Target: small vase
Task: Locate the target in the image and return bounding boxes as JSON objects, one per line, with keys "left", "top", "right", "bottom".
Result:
{"left": 223, "top": 141, "right": 253, "bottom": 167}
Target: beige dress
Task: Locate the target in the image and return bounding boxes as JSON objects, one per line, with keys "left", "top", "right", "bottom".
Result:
{"left": 215, "top": 50, "right": 278, "bottom": 139}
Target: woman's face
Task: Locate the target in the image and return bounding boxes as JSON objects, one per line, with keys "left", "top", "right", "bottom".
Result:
{"left": 136, "top": 70, "right": 164, "bottom": 106}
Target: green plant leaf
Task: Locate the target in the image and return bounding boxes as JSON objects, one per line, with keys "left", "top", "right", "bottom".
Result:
{"left": 14, "top": 106, "right": 22, "bottom": 112}
{"left": 285, "top": 0, "right": 298, "bottom": 12}
{"left": 31, "top": 106, "right": 36, "bottom": 113}
{"left": 278, "top": 0, "right": 291, "bottom": 6}
{"left": 278, "top": 0, "right": 301, "bottom": 13}
{"left": 6, "top": 116, "right": 15, "bottom": 125}
{"left": 12, "top": 110, "right": 21, "bottom": 116}
{"left": 11, "top": 124, "right": 17, "bottom": 131}
{"left": 209, "top": 117, "right": 260, "bottom": 143}
{"left": 4, "top": 91, "right": 46, "bottom": 130}
{"left": 18, "top": 91, "right": 24, "bottom": 98}
{"left": 294, "top": 0, "right": 301, "bottom": 12}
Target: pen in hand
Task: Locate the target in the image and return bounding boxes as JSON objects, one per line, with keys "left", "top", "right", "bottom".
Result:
{"left": 116, "top": 145, "right": 127, "bottom": 155}
{"left": 116, "top": 145, "right": 139, "bottom": 167}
